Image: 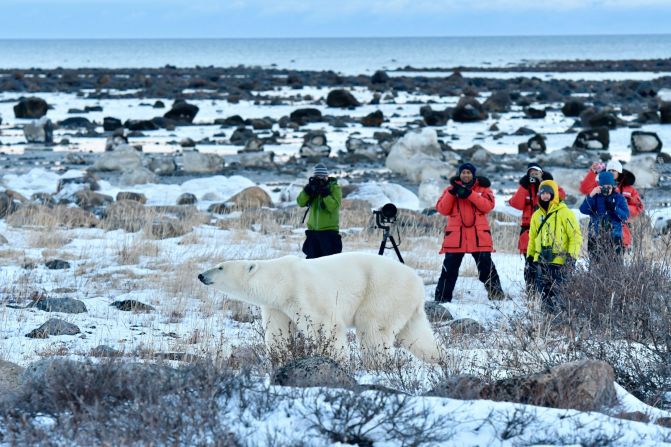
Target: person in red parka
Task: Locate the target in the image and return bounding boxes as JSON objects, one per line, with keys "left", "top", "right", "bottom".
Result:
{"left": 579, "top": 159, "right": 644, "bottom": 248}
{"left": 508, "top": 163, "right": 566, "bottom": 291}
{"left": 435, "top": 163, "right": 505, "bottom": 303}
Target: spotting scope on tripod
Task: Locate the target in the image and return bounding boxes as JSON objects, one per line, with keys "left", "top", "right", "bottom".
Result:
{"left": 373, "top": 203, "right": 404, "bottom": 263}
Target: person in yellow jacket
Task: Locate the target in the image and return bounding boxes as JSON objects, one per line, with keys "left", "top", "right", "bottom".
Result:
{"left": 527, "top": 180, "right": 582, "bottom": 312}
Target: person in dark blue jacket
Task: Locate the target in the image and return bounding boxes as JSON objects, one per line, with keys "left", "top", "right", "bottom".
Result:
{"left": 579, "top": 171, "right": 630, "bottom": 264}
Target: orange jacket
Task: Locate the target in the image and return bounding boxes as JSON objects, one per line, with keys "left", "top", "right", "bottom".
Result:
{"left": 436, "top": 176, "right": 495, "bottom": 254}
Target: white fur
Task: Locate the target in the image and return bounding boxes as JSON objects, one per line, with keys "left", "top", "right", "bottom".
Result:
{"left": 198, "top": 252, "right": 441, "bottom": 363}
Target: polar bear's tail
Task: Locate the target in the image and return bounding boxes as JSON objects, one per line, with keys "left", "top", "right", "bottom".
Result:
{"left": 397, "top": 304, "right": 441, "bottom": 363}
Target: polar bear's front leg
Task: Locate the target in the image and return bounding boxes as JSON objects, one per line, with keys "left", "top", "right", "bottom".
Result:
{"left": 261, "top": 306, "right": 295, "bottom": 352}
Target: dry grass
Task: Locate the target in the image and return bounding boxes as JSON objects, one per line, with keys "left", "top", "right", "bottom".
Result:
{"left": 26, "top": 229, "right": 73, "bottom": 249}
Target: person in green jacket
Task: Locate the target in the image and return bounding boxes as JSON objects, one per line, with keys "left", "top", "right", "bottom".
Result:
{"left": 527, "top": 179, "right": 582, "bottom": 312}
{"left": 296, "top": 163, "right": 343, "bottom": 258}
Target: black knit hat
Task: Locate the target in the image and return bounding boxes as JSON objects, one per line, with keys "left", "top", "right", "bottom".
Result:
{"left": 458, "top": 162, "right": 476, "bottom": 176}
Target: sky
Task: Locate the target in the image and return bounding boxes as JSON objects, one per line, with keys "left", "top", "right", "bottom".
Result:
{"left": 1, "top": 0, "right": 670, "bottom": 38}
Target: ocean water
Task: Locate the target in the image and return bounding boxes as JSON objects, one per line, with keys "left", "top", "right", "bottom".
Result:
{"left": 1, "top": 35, "right": 670, "bottom": 73}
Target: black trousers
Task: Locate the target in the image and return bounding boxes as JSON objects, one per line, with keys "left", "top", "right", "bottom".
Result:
{"left": 435, "top": 252, "right": 503, "bottom": 302}
{"left": 535, "top": 263, "right": 568, "bottom": 314}
{"left": 301, "top": 230, "right": 342, "bottom": 259}
{"left": 524, "top": 255, "right": 537, "bottom": 291}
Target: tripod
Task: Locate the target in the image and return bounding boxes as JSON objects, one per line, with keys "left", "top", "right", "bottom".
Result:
{"left": 377, "top": 224, "right": 404, "bottom": 263}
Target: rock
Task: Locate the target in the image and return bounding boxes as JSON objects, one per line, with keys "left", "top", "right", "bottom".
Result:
{"left": 371, "top": 70, "right": 390, "bottom": 84}
{"left": 0, "top": 192, "right": 18, "bottom": 218}
{"left": 361, "top": 110, "right": 384, "bottom": 127}
{"left": 34, "top": 297, "right": 87, "bottom": 314}
{"left": 176, "top": 193, "right": 197, "bottom": 205}
{"left": 181, "top": 151, "right": 225, "bottom": 173}
{"left": 345, "top": 137, "right": 383, "bottom": 161}
{"left": 180, "top": 137, "right": 196, "bottom": 148}
{"left": 226, "top": 186, "right": 272, "bottom": 209}
{"left": 241, "top": 137, "right": 264, "bottom": 152}
{"left": 120, "top": 167, "right": 159, "bottom": 185}
{"left": 147, "top": 156, "right": 177, "bottom": 175}
{"left": 23, "top": 117, "right": 54, "bottom": 144}
{"left": 58, "top": 117, "right": 94, "bottom": 129}
{"left": 561, "top": 99, "right": 587, "bottom": 117}
{"left": 249, "top": 118, "right": 273, "bottom": 130}
{"left": 656, "top": 417, "right": 671, "bottom": 428}
{"left": 111, "top": 300, "right": 154, "bottom": 312}
{"left": 524, "top": 107, "right": 547, "bottom": 119}
{"left": 149, "top": 217, "right": 191, "bottom": 239}
{"left": 299, "top": 131, "right": 331, "bottom": 158}
{"left": 424, "top": 302, "right": 454, "bottom": 324}
{"left": 420, "top": 106, "right": 449, "bottom": 126}
{"left": 573, "top": 127, "right": 609, "bottom": 150}
{"left": 0, "top": 360, "right": 24, "bottom": 396}
{"left": 527, "top": 134, "right": 547, "bottom": 153}
{"left": 452, "top": 96, "right": 487, "bottom": 122}
{"left": 229, "top": 127, "right": 256, "bottom": 146}
{"left": 660, "top": 102, "right": 671, "bottom": 124}
{"left": 116, "top": 192, "right": 147, "bottom": 204}
{"left": 57, "top": 172, "right": 100, "bottom": 193}
{"left": 385, "top": 128, "right": 452, "bottom": 182}
{"left": 271, "top": 356, "right": 356, "bottom": 389}
{"left": 447, "top": 318, "right": 485, "bottom": 335}
{"left": 90, "top": 345, "right": 123, "bottom": 357}
{"left": 124, "top": 119, "right": 159, "bottom": 131}
{"left": 73, "top": 190, "right": 114, "bottom": 210}
{"left": 163, "top": 100, "right": 199, "bottom": 123}
{"left": 326, "top": 89, "right": 360, "bottom": 108}
{"left": 26, "top": 318, "right": 81, "bottom": 338}
{"left": 584, "top": 111, "right": 619, "bottom": 129}
{"left": 105, "top": 133, "right": 129, "bottom": 151}
{"left": 238, "top": 150, "right": 275, "bottom": 168}
{"left": 103, "top": 117, "right": 123, "bottom": 131}
{"left": 624, "top": 154, "right": 660, "bottom": 188}
{"left": 216, "top": 115, "right": 245, "bottom": 127}
{"left": 93, "top": 144, "right": 143, "bottom": 171}
{"left": 630, "top": 131, "right": 663, "bottom": 154}
{"left": 429, "top": 359, "right": 616, "bottom": 412}
{"left": 289, "top": 108, "right": 322, "bottom": 125}
{"left": 483, "top": 90, "right": 511, "bottom": 113}
{"left": 14, "top": 96, "right": 48, "bottom": 119}
{"left": 45, "top": 259, "right": 70, "bottom": 270}
{"left": 153, "top": 100, "right": 165, "bottom": 109}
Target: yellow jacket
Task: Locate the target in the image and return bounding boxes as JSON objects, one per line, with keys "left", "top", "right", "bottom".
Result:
{"left": 527, "top": 180, "right": 582, "bottom": 265}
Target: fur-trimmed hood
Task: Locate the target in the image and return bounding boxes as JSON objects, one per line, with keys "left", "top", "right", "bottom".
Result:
{"left": 519, "top": 171, "right": 554, "bottom": 188}
{"left": 619, "top": 169, "right": 636, "bottom": 187}
{"left": 450, "top": 175, "right": 491, "bottom": 189}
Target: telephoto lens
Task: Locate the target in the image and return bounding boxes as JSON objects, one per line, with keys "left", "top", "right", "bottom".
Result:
{"left": 380, "top": 203, "right": 397, "bottom": 220}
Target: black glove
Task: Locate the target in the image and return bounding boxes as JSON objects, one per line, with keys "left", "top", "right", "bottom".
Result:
{"left": 304, "top": 182, "right": 318, "bottom": 197}
{"left": 526, "top": 256, "right": 535, "bottom": 265}
{"left": 456, "top": 185, "right": 472, "bottom": 199}
{"left": 318, "top": 184, "right": 331, "bottom": 197}
{"left": 448, "top": 187, "right": 457, "bottom": 196}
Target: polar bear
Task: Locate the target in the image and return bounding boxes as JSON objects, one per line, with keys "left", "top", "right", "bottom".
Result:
{"left": 198, "top": 252, "right": 441, "bottom": 363}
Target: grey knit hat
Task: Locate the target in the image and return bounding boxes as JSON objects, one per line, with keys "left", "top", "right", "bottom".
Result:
{"left": 313, "top": 163, "right": 328, "bottom": 177}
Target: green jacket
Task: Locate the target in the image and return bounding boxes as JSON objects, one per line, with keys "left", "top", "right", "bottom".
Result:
{"left": 296, "top": 178, "right": 342, "bottom": 231}
{"left": 527, "top": 181, "right": 582, "bottom": 265}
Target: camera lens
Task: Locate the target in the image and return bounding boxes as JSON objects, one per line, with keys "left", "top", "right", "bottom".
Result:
{"left": 380, "top": 203, "right": 397, "bottom": 219}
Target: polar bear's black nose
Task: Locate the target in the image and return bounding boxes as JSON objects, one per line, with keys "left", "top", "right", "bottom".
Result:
{"left": 198, "top": 274, "right": 207, "bottom": 284}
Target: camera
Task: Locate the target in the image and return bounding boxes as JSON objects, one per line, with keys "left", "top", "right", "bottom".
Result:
{"left": 540, "top": 246, "right": 554, "bottom": 263}
{"left": 309, "top": 176, "right": 328, "bottom": 187}
{"left": 600, "top": 185, "right": 613, "bottom": 196}
{"left": 373, "top": 203, "right": 398, "bottom": 229}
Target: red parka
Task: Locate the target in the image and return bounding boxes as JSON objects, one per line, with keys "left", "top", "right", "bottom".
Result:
{"left": 579, "top": 169, "right": 643, "bottom": 247}
{"left": 436, "top": 176, "right": 496, "bottom": 254}
{"left": 508, "top": 171, "right": 566, "bottom": 254}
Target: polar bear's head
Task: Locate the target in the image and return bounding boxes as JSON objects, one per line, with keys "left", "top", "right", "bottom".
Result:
{"left": 198, "top": 260, "right": 259, "bottom": 297}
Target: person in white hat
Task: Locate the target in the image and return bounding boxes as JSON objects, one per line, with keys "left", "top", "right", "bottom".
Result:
{"left": 578, "top": 159, "right": 644, "bottom": 249}
{"left": 296, "top": 163, "right": 342, "bottom": 258}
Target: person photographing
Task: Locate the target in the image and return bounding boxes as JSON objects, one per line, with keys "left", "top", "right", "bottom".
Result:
{"left": 296, "top": 163, "right": 342, "bottom": 259}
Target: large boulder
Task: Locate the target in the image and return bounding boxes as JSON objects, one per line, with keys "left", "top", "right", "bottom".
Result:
{"left": 149, "top": 217, "right": 191, "bottom": 239}
{"left": 420, "top": 106, "right": 449, "bottom": 126}
{"left": 660, "top": 102, "right": 671, "bottom": 124}
{"left": 572, "top": 127, "right": 609, "bottom": 150}
{"left": 93, "top": 144, "right": 143, "bottom": 171}
{"left": 73, "top": 190, "right": 114, "bottom": 211}
{"left": 0, "top": 360, "right": 24, "bottom": 397}
{"left": 14, "top": 96, "right": 48, "bottom": 119}
{"left": 561, "top": 99, "right": 588, "bottom": 117}
{"left": 289, "top": 108, "right": 322, "bottom": 125}
{"left": 58, "top": 117, "right": 94, "bottom": 129}
{"left": 299, "top": 131, "right": 331, "bottom": 159}
{"left": 103, "top": 116, "right": 123, "bottom": 132}
{"left": 147, "top": 156, "right": 177, "bottom": 175}
{"left": 428, "top": 359, "right": 616, "bottom": 412}
{"left": 226, "top": 186, "right": 272, "bottom": 209}
{"left": 163, "top": 100, "right": 199, "bottom": 123}
{"left": 34, "top": 297, "right": 87, "bottom": 314}
{"left": 630, "top": 131, "right": 663, "bottom": 155}
{"left": 326, "top": 89, "right": 360, "bottom": 108}
{"left": 181, "top": 151, "right": 225, "bottom": 173}
{"left": 452, "top": 97, "right": 487, "bottom": 122}
{"left": 120, "top": 167, "right": 159, "bottom": 185}
{"left": 371, "top": 70, "right": 390, "bottom": 84}
{"left": 23, "top": 117, "right": 54, "bottom": 144}
{"left": 26, "top": 318, "right": 81, "bottom": 338}
{"left": 385, "top": 128, "right": 452, "bottom": 182}
{"left": 483, "top": 90, "right": 511, "bottom": 113}
{"left": 237, "top": 151, "right": 275, "bottom": 169}
{"left": 361, "top": 110, "right": 384, "bottom": 127}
